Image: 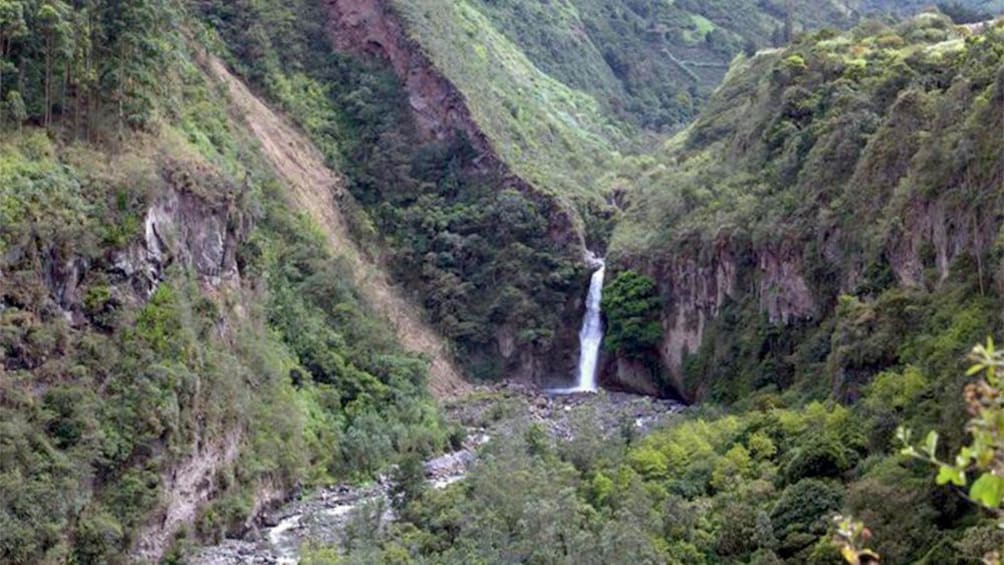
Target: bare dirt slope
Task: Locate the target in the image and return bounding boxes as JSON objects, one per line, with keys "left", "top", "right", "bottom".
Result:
{"left": 206, "top": 56, "right": 469, "bottom": 399}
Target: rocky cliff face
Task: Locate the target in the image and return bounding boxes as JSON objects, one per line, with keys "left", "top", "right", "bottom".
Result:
{"left": 611, "top": 236, "right": 817, "bottom": 400}
{"left": 606, "top": 20, "right": 1004, "bottom": 401}
{"left": 326, "top": 0, "right": 479, "bottom": 147}
{"left": 325, "top": 0, "right": 586, "bottom": 384}
{"left": 887, "top": 196, "right": 998, "bottom": 289}
{"left": 620, "top": 202, "right": 998, "bottom": 401}
{"left": 113, "top": 181, "right": 244, "bottom": 300}
{"left": 325, "top": 0, "right": 580, "bottom": 248}
{"left": 42, "top": 160, "right": 247, "bottom": 328}
{"left": 613, "top": 190, "right": 1001, "bottom": 401}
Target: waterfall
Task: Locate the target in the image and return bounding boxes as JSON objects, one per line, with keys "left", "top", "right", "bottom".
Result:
{"left": 549, "top": 252, "right": 606, "bottom": 394}
{"left": 575, "top": 253, "right": 606, "bottom": 391}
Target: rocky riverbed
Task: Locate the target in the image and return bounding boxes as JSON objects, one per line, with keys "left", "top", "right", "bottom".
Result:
{"left": 188, "top": 430, "right": 487, "bottom": 565}
{"left": 444, "top": 383, "right": 685, "bottom": 440}
{"left": 189, "top": 386, "right": 684, "bottom": 564}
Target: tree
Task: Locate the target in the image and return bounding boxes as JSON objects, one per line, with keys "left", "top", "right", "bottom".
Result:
{"left": 5, "top": 88, "right": 24, "bottom": 132}
{"left": 783, "top": 0, "right": 795, "bottom": 44}
{"left": 0, "top": 0, "right": 26, "bottom": 117}
{"left": 98, "top": 0, "right": 173, "bottom": 134}
{"left": 36, "top": 1, "right": 73, "bottom": 128}
{"left": 389, "top": 453, "right": 426, "bottom": 515}
{"left": 937, "top": 1, "right": 991, "bottom": 24}
{"left": 68, "top": 3, "right": 97, "bottom": 138}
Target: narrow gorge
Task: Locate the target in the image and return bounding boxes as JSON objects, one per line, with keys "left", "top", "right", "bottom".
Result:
{"left": 1, "top": 0, "right": 1002, "bottom": 563}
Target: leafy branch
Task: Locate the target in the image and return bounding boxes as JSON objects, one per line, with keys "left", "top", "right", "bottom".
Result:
{"left": 899, "top": 337, "right": 1004, "bottom": 515}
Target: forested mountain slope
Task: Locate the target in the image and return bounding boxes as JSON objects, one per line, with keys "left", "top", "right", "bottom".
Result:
{"left": 0, "top": 0, "right": 1003, "bottom": 563}
{"left": 402, "top": 0, "right": 1001, "bottom": 134}
{"left": 298, "top": 18, "right": 1004, "bottom": 565}
{"left": 217, "top": 0, "right": 1001, "bottom": 389}
{"left": 204, "top": 56, "right": 467, "bottom": 399}
{"left": 0, "top": 3, "right": 454, "bottom": 562}
{"left": 606, "top": 14, "right": 1004, "bottom": 404}
{"left": 199, "top": 0, "right": 592, "bottom": 384}
{"left": 370, "top": 0, "right": 1002, "bottom": 212}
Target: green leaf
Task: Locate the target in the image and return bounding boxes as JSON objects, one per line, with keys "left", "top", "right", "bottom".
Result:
{"left": 895, "top": 426, "right": 911, "bottom": 445}
{"left": 936, "top": 465, "right": 966, "bottom": 487}
{"left": 969, "top": 473, "right": 1004, "bottom": 509}
{"left": 923, "top": 431, "right": 938, "bottom": 458}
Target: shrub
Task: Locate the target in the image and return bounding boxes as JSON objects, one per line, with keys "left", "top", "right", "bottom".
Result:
{"left": 770, "top": 479, "right": 843, "bottom": 557}
{"left": 73, "top": 508, "right": 124, "bottom": 564}
{"left": 602, "top": 270, "right": 663, "bottom": 359}
{"left": 783, "top": 434, "right": 853, "bottom": 483}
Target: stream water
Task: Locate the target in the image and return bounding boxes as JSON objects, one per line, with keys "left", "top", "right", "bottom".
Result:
{"left": 190, "top": 435, "right": 485, "bottom": 565}
{"left": 190, "top": 253, "right": 668, "bottom": 564}
{"left": 190, "top": 388, "right": 683, "bottom": 564}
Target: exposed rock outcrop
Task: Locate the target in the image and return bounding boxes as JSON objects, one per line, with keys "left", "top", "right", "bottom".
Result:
{"left": 888, "top": 197, "right": 997, "bottom": 289}
{"left": 111, "top": 181, "right": 244, "bottom": 300}
{"left": 757, "top": 241, "right": 816, "bottom": 324}
{"left": 325, "top": 0, "right": 580, "bottom": 247}
{"left": 601, "top": 354, "right": 663, "bottom": 398}
{"left": 609, "top": 233, "right": 825, "bottom": 400}
{"left": 37, "top": 161, "right": 247, "bottom": 330}
{"left": 132, "top": 430, "right": 243, "bottom": 562}
{"left": 618, "top": 199, "right": 999, "bottom": 401}
{"left": 43, "top": 254, "right": 90, "bottom": 325}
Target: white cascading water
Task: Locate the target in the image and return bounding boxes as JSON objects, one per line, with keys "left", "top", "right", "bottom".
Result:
{"left": 552, "top": 252, "right": 605, "bottom": 393}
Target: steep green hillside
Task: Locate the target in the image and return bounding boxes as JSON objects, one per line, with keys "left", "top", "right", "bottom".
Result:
{"left": 196, "top": 0, "right": 590, "bottom": 383}
{"left": 2, "top": 2, "right": 1003, "bottom": 563}
{"left": 465, "top": 0, "right": 854, "bottom": 131}
{"left": 608, "top": 15, "right": 1004, "bottom": 404}
{"left": 292, "top": 21, "right": 1004, "bottom": 563}
{"left": 390, "top": 0, "right": 635, "bottom": 207}
{"left": 194, "top": 0, "right": 1004, "bottom": 389}
{"left": 388, "top": 0, "right": 858, "bottom": 204}
{"left": 865, "top": 0, "right": 1004, "bottom": 18}
{"left": 384, "top": 0, "right": 1001, "bottom": 218}
{"left": 0, "top": 3, "right": 449, "bottom": 562}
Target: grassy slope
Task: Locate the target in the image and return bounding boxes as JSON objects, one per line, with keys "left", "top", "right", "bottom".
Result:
{"left": 388, "top": 0, "right": 998, "bottom": 225}
{"left": 392, "top": 0, "right": 634, "bottom": 209}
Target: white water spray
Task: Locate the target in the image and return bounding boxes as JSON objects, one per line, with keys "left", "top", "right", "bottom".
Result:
{"left": 553, "top": 252, "right": 605, "bottom": 393}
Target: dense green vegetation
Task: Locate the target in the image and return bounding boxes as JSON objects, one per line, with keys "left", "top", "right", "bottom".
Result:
{"left": 304, "top": 15, "right": 1001, "bottom": 564}
{"left": 405, "top": 0, "right": 1002, "bottom": 137}
{"left": 0, "top": 0, "right": 177, "bottom": 136}
{"left": 195, "top": 0, "right": 585, "bottom": 382}
{"left": 385, "top": 0, "right": 1000, "bottom": 210}
{"left": 465, "top": 0, "right": 839, "bottom": 132}
{"left": 311, "top": 356, "right": 1004, "bottom": 563}
{"left": 2, "top": 0, "right": 1003, "bottom": 563}
{"left": 601, "top": 271, "right": 663, "bottom": 360}
{"left": 608, "top": 15, "right": 1004, "bottom": 402}
{"left": 0, "top": 5, "right": 449, "bottom": 561}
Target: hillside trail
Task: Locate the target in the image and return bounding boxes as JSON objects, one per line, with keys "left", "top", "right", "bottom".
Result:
{"left": 205, "top": 56, "right": 469, "bottom": 399}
